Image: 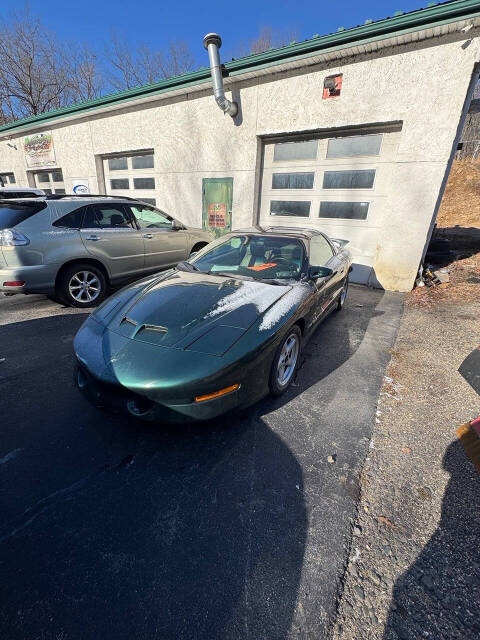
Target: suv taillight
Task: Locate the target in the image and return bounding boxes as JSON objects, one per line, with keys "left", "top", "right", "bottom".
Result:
{"left": 0, "top": 229, "right": 29, "bottom": 246}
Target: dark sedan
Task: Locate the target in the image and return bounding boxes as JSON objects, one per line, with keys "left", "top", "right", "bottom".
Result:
{"left": 73, "top": 226, "right": 352, "bottom": 421}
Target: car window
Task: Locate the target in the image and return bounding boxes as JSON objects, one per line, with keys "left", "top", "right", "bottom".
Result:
{"left": 83, "top": 204, "right": 133, "bottom": 229}
{"left": 190, "top": 234, "right": 305, "bottom": 280}
{"left": 53, "top": 207, "right": 85, "bottom": 229}
{"left": 0, "top": 202, "right": 47, "bottom": 229}
{"left": 129, "top": 204, "right": 172, "bottom": 230}
{"left": 309, "top": 234, "right": 334, "bottom": 266}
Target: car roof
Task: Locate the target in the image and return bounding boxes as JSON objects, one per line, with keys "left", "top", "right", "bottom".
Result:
{"left": 0, "top": 194, "right": 152, "bottom": 208}
{"left": 232, "top": 225, "right": 324, "bottom": 239}
{"left": 0, "top": 187, "right": 44, "bottom": 192}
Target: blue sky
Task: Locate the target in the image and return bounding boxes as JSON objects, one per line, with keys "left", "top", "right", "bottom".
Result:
{"left": 3, "top": 0, "right": 428, "bottom": 65}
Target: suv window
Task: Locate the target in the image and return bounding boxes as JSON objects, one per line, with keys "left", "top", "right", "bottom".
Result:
{"left": 309, "top": 234, "right": 335, "bottom": 266}
{"left": 129, "top": 204, "right": 172, "bottom": 230}
{"left": 0, "top": 202, "right": 47, "bottom": 229}
{"left": 53, "top": 207, "right": 85, "bottom": 229}
{"left": 83, "top": 204, "right": 133, "bottom": 229}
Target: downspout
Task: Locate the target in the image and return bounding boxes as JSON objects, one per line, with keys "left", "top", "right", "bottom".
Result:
{"left": 203, "top": 33, "right": 238, "bottom": 118}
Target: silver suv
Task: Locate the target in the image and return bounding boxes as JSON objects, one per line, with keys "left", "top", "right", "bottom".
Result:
{"left": 0, "top": 196, "right": 214, "bottom": 307}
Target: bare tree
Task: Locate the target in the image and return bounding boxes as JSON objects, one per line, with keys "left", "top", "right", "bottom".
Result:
{"left": 162, "top": 42, "right": 195, "bottom": 77}
{"left": 0, "top": 9, "right": 195, "bottom": 122}
{"left": 234, "top": 26, "right": 299, "bottom": 58}
{"left": 0, "top": 9, "right": 71, "bottom": 119}
{"left": 66, "top": 44, "right": 105, "bottom": 102}
{"left": 106, "top": 34, "right": 195, "bottom": 90}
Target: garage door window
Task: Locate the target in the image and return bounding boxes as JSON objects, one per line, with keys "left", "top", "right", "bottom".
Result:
{"left": 134, "top": 178, "right": 155, "bottom": 190}
{"left": 323, "top": 169, "right": 375, "bottom": 189}
{"left": 319, "top": 201, "right": 369, "bottom": 220}
{"left": 132, "top": 154, "right": 154, "bottom": 169}
{"left": 110, "top": 178, "right": 129, "bottom": 190}
{"left": 327, "top": 134, "right": 382, "bottom": 158}
{"left": 108, "top": 157, "right": 128, "bottom": 170}
{"left": 103, "top": 151, "right": 156, "bottom": 204}
{"left": 274, "top": 140, "right": 318, "bottom": 161}
{"left": 272, "top": 172, "right": 314, "bottom": 189}
{"left": 270, "top": 200, "right": 311, "bottom": 217}
{"left": 33, "top": 169, "right": 65, "bottom": 194}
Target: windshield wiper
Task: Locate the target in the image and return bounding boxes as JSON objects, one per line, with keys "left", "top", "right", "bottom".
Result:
{"left": 209, "top": 271, "right": 255, "bottom": 281}
{"left": 261, "top": 278, "right": 291, "bottom": 285}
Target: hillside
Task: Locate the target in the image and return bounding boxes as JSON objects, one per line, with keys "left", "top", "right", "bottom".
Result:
{"left": 436, "top": 159, "right": 480, "bottom": 228}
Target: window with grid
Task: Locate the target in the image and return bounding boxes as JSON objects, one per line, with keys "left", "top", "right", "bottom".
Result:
{"left": 33, "top": 169, "right": 65, "bottom": 194}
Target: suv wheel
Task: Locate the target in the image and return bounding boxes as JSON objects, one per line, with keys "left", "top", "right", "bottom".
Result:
{"left": 58, "top": 263, "right": 107, "bottom": 308}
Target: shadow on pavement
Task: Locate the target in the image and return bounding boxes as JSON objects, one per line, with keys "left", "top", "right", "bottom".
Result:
{"left": 384, "top": 440, "right": 480, "bottom": 640}
{"left": 0, "top": 285, "right": 400, "bottom": 639}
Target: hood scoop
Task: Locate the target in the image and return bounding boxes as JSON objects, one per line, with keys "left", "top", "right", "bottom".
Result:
{"left": 121, "top": 316, "right": 168, "bottom": 342}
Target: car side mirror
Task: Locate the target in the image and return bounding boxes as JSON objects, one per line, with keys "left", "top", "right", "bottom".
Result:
{"left": 309, "top": 266, "right": 333, "bottom": 280}
{"left": 171, "top": 219, "right": 181, "bottom": 230}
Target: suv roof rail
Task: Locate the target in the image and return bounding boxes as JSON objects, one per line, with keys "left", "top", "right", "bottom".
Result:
{"left": 44, "top": 194, "right": 142, "bottom": 202}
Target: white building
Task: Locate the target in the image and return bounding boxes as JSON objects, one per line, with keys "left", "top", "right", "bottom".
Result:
{"left": 1, "top": 0, "right": 480, "bottom": 291}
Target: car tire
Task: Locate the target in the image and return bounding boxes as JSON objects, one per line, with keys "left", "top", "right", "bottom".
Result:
{"left": 336, "top": 278, "right": 348, "bottom": 311}
{"left": 58, "top": 263, "right": 107, "bottom": 308}
{"left": 269, "top": 325, "right": 302, "bottom": 396}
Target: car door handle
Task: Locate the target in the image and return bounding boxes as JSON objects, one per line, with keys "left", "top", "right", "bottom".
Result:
{"left": 143, "top": 233, "right": 154, "bottom": 239}
{"left": 85, "top": 235, "right": 100, "bottom": 241}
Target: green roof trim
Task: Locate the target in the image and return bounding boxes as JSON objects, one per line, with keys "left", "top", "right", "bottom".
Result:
{"left": 1, "top": 0, "right": 479, "bottom": 135}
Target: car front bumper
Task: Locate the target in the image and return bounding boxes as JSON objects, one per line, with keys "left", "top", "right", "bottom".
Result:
{"left": 75, "top": 362, "right": 244, "bottom": 422}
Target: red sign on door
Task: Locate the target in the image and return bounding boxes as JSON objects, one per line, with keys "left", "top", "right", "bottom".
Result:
{"left": 208, "top": 203, "right": 226, "bottom": 228}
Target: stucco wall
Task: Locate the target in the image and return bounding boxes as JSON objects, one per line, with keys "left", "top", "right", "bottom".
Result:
{"left": 1, "top": 33, "right": 479, "bottom": 291}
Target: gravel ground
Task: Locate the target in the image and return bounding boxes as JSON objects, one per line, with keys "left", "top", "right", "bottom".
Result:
{"left": 333, "top": 298, "right": 480, "bottom": 639}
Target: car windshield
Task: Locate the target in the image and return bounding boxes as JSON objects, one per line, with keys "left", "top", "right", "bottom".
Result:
{"left": 189, "top": 234, "right": 305, "bottom": 280}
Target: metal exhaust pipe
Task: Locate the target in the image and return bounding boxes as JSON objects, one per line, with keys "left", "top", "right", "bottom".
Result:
{"left": 203, "top": 33, "right": 238, "bottom": 118}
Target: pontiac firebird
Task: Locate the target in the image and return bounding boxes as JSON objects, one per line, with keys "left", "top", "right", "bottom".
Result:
{"left": 73, "top": 226, "right": 352, "bottom": 421}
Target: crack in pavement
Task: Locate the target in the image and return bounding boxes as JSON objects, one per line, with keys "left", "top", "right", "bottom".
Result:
{"left": 0, "top": 454, "right": 137, "bottom": 543}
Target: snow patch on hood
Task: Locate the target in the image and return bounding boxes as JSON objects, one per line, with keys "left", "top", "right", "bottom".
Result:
{"left": 206, "top": 281, "right": 290, "bottom": 319}
{"left": 259, "top": 285, "right": 308, "bottom": 331}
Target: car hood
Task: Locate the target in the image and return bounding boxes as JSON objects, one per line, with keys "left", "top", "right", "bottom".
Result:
{"left": 97, "top": 269, "right": 292, "bottom": 350}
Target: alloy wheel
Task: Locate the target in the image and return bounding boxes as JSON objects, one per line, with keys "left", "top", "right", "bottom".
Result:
{"left": 340, "top": 279, "right": 348, "bottom": 306}
{"left": 68, "top": 270, "right": 101, "bottom": 303}
{"left": 276, "top": 333, "right": 300, "bottom": 387}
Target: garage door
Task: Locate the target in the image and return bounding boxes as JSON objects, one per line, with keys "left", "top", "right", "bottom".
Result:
{"left": 103, "top": 152, "right": 157, "bottom": 206}
{"left": 259, "top": 128, "right": 401, "bottom": 284}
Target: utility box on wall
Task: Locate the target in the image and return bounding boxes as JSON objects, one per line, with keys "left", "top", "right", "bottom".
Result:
{"left": 323, "top": 74, "right": 343, "bottom": 99}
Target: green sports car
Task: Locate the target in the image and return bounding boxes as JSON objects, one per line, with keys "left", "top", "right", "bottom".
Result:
{"left": 73, "top": 226, "right": 352, "bottom": 421}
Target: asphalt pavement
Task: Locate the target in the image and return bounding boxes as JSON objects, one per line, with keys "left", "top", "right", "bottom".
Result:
{"left": 0, "top": 285, "right": 403, "bottom": 640}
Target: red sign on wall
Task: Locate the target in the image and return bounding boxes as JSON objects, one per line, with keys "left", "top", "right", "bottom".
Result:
{"left": 208, "top": 203, "right": 226, "bottom": 228}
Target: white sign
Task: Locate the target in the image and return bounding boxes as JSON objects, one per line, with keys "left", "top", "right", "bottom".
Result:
{"left": 24, "top": 132, "right": 56, "bottom": 168}
{"left": 71, "top": 179, "right": 90, "bottom": 194}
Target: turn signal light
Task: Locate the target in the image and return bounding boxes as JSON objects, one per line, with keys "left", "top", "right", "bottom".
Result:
{"left": 3, "top": 281, "right": 25, "bottom": 286}
{"left": 195, "top": 384, "right": 239, "bottom": 403}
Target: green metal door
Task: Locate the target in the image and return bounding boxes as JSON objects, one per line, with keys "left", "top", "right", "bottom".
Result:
{"left": 202, "top": 178, "right": 233, "bottom": 238}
